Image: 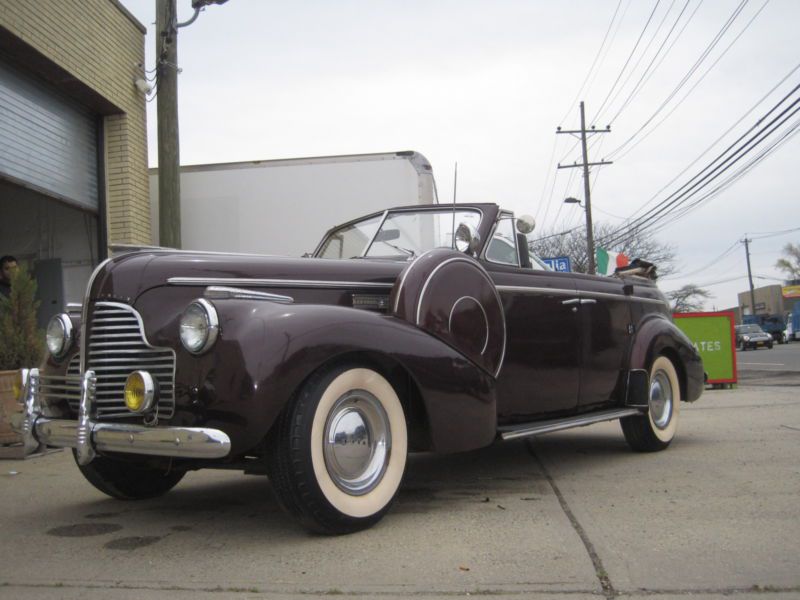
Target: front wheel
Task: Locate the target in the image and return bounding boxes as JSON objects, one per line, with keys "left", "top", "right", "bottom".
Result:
{"left": 74, "top": 451, "right": 185, "bottom": 500}
{"left": 266, "top": 364, "right": 408, "bottom": 534}
{"left": 621, "top": 356, "right": 681, "bottom": 452}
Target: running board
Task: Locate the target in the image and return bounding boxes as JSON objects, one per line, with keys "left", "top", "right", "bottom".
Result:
{"left": 498, "top": 408, "right": 645, "bottom": 441}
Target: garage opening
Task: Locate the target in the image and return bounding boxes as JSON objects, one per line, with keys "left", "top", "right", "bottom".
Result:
{"left": 0, "top": 56, "right": 102, "bottom": 326}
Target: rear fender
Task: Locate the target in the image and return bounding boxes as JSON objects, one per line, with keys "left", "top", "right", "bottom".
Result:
{"left": 629, "top": 313, "right": 704, "bottom": 403}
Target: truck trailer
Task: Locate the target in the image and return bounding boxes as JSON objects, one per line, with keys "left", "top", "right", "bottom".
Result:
{"left": 149, "top": 151, "right": 436, "bottom": 256}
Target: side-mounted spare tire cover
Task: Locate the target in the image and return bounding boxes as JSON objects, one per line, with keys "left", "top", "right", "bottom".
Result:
{"left": 390, "top": 249, "right": 506, "bottom": 377}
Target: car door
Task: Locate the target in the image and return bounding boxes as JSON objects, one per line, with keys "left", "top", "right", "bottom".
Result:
{"left": 483, "top": 216, "right": 581, "bottom": 423}
{"left": 572, "top": 273, "right": 634, "bottom": 410}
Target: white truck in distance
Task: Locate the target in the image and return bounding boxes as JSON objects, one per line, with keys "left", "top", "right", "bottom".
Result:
{"left": 149, "top": 151, "right": 436, "bottom": 256}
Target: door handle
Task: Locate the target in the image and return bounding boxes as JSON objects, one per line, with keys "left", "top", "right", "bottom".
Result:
{"left": 580, "top": 298, "right": 597, "bottom": 305}
{"left": 561, "top": 298, "right": 581, "bottom": 305}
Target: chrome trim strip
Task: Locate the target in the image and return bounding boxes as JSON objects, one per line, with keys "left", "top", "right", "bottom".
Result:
{"left": 80, "top": 257, "right": 113, "bottom": 374}
{"left": 578, "top": 290, "right": 667, "bottom": 305}
{"left": 203, "top": 286, "right": 294, "bottom": 304}
{"left": 498, "top": 408, "right": 644, "bottom": 441}
{"left": 497, "top": 285, "right": 577, "bottom": 297}
{"left": 415, "top": 257, "right": 507, "bottom": 378}
{"left": 497, "top": 285, "right": 667, "bottom": 306}
{"left": 32, "top": 419, "right": 231, "bottom": 459}
{"left": 448, "top": 296, "right": 490, "bottom": 355}
{"left": 168, "top": 277, "right": 393, "bottom": 290}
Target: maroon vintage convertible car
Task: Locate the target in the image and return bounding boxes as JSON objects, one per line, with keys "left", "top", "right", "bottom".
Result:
{"left": 17, "top": 203, "right": 703, "bottom": 534}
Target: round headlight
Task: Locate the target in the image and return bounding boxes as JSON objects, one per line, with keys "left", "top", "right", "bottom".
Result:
{"left": 743, "top": 335, "right": 750, "bottom": 341}
{"left": 46, "top": 314, "right": 73, "bottom": 359}
{"left": 124, "top": 371, "right": 156, "bottom": 413}
{"left": 179, "top": 299, "right": 219, "bottom": 354}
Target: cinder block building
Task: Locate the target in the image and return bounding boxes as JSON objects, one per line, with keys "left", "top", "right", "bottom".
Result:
{"left": 0, "top": 0, "right": 149, "bottom": 323}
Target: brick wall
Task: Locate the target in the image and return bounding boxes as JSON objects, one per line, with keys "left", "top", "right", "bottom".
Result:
{"left": 0, "top": 0, "right": 150, "bottom": 245}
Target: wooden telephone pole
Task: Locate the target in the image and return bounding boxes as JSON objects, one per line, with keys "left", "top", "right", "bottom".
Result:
{"left": 156, "top": 0, "right": 181, "bottom": 248}
{"left": 155, "top": 0, "right": 228, "bottom": 248}
{"left": 556, "top": 102, "right": 612, "bottom": 275}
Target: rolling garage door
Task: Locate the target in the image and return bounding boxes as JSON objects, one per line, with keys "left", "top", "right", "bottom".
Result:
{"left": 0, "top": 57, "right": 98, "bottom": 212}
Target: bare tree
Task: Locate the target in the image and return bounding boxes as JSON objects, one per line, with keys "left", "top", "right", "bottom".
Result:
{"left": 530, "top": 222, "right": 677, "bottom": 276}
{"left": 666, "top": 284, "right": 712, "bottom": 313}
{"left": 775, "top": 242, "right": 800, "bottom": 280}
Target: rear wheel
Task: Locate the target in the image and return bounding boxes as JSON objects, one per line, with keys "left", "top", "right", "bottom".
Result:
{"left": 621, "top": 356, "right": 681, "bottom": 452}
{"left": 74, "top": 451, "right": 185, "bottom": 500}
{"left": 266, "top": 364, "right": 408, "bottom": 534}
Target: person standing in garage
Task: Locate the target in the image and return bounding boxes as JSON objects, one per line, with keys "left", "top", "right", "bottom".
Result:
{"left": 0, "top": 256, "right": 18, "bottom": 300}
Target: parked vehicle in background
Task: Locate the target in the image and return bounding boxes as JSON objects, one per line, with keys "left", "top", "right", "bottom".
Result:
{"left": 735, "top": 324, "right": 773, "bottom": 350}
{"left": 149, "top": 151, "right": 436, "bottom": 257}
{"left": 787, "top": 305, "right": 800, "bottom": 342}
{"left": 17, "top": 203, "right": 704, "bottom": 534}
{"left": 742, "top": 314, "right": 787, "bottom": 344}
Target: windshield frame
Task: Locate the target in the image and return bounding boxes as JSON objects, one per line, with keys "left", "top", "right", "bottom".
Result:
{"left": 314, "top": 206, "right": 486, "bottom": 259}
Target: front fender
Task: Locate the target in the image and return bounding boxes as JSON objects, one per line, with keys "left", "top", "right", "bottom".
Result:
{"left": 629, "top": 313, "right": 704, "bottom": 402}
{"left": 193, "top": 300, "right": 497, "bottom": 455}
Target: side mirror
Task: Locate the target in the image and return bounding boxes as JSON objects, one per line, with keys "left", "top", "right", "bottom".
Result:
{"left": 516, "top": 214, "right": 535, "bottom": 234}
{"left": 454, "top": 222, "right": 481, "bottom": 255}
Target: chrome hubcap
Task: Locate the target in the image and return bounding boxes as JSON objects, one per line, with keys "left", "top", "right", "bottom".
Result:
{"left": 323, "top": 390, "right": 391, "bottom": 495}
{"left": 649, "top": 371, "right": 673, "bottom": 429}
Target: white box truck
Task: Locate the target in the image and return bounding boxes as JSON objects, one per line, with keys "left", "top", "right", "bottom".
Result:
{"left": 149, "top": 150, "right": 436, "bottom": 256}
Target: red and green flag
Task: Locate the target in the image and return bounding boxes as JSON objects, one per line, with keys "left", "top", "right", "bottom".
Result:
{"left": 596, "top": 247, "right": 629, "bottom": 276}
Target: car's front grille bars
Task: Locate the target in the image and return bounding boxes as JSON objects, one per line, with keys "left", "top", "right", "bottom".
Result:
{"left": 40, "top": 302, "right": 176, "bottom": 420}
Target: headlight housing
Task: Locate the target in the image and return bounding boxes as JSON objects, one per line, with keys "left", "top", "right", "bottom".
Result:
{"left": 124, "top": 370, "right": 156, "bottom": 413}
{"left": 743, "top": 335, "right": 750, "bottom": 341}
{"left": 179, "top": 299, "right": 219, "bottom": 354}
{"left": 46, "top": 314, "right": 74, "bottom": 359}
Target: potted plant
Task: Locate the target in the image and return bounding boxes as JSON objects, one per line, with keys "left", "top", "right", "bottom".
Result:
{"left": 0, "top": 265, "right": 44, "bottom": 446}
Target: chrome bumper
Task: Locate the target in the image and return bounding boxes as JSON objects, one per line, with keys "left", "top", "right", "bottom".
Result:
{"left": 13, "top": 369, "right": 231, "bottom": 465}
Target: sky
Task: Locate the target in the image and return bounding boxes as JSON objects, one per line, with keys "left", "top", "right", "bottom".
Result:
{"left": 120, "top": 0, "right": 800, "bottom": 310}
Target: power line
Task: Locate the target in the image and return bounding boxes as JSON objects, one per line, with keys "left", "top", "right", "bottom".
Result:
{"left": 606, "top": 0, "right": 750, "bottom": 158}
{"left": 611, "top": 59, "right": 800, "bottom": 226}
{"left": 640, "top": 111, "right": 800, "bottom": 238}
{"left": 604, "top": 0, "right": 693, "bottom": 125}
{"left": 559, "top": 0, "right": 625, "bottom": 126}
{"left": 591, "top": 0, "right": 663, "bottom": 123}
{"left": 609, "top": 0, "right": 771, "bottom": 161}
{"left": 600, "top": 82, "right": 800, "bottom": 246}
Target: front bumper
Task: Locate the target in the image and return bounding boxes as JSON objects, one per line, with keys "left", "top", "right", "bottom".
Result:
{"left": 12, "top": 369, "right": 231, "bottom": 465}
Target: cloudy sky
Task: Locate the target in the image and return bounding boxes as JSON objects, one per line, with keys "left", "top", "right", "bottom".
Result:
{"left": 121, "top": 0, "right": 799, "bottom": 309}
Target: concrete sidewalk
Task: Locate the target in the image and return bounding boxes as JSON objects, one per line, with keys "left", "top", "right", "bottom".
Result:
{"left": 1, "top": 384, "right": 798, "bottom": 599}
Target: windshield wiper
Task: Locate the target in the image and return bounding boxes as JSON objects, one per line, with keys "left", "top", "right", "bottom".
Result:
{"left": 382, "top": 242, "right": 416, "bottom": 258}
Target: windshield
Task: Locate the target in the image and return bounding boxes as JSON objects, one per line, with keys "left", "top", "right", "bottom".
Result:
{"left": 738, "top": 324, "right": 764, "bottom": 334}
{"left": 317, "top": 209, "right": 482, "bottom": 259}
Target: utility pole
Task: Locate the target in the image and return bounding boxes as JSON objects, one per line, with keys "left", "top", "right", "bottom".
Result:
{"left": 556, "top": 101, "right": 612, "bottom": 274}
{"left": 156, "top": 0, "right": 181, "bottom": 248}
{"left": 155, "top": 0, "right": 228, "bottom": 249}
{"left": 743, "top": 237, "right": 757, "bottom": 315}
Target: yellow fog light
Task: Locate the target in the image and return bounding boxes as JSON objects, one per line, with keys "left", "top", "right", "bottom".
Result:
{"left": 12, "top": 369, "right": 29, "bottom": 402}
{"left": 124, "top": 371, "right": 156, "bottom": 413}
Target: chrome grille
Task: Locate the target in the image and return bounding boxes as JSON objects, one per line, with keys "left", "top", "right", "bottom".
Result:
{"left": 39, "top": 355, "right": 81, "bottom": 408}
{"left": 84, "top": 302, "right": 176, "bottom": 419}
{"left": 41, "top": 302, "right": 177, "bottom": 419}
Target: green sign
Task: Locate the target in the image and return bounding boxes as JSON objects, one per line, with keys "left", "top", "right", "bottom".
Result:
{"left": 673, "top": 312, "right": 736, "bottom": 384}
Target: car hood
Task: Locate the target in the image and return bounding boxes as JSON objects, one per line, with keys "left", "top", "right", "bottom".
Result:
{"left": 90, "top": 250, "right": 407, "bottom": 303}
{"left": 742, "top": 331, "right": 770, "bottom": 340}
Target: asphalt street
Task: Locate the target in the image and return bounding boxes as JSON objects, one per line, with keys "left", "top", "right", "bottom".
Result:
{"left": 736, "top": 340, "right": 800, "bottom": 387}
{"left": 1, "top": 382, "right": 799, "bottom": 600}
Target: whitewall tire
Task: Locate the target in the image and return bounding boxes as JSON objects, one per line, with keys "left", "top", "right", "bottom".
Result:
{"left": 266, "top": 364, "right": 407, "bottom": 534}
{"left": 621, "top": 356, "right": 681, "bottom": 452}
